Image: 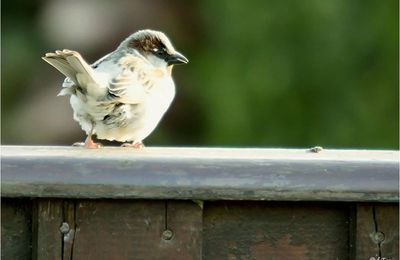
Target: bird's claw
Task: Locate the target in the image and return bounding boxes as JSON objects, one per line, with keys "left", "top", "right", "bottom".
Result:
{"left": 72, "top": 141, "right": 103, "bottom": 149}
{"left": 72, "top": 142, "right": 85, "bottom": 147}
{"left": 121, "top": 142, "right": 144, "bottom": 149}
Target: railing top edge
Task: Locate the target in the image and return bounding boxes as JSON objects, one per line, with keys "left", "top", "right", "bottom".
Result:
{"left": 2, "top": 145, "right": 399, "bottom": 163}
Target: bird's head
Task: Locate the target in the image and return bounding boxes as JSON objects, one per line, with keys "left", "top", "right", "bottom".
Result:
{"left": 120, "top": 29, "right": 188, "bottom": 68}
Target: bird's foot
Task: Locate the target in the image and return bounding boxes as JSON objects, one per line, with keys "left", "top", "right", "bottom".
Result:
{"left": 72, "top": 142, "right": 85, "bottom": 147}
{"left": 121, "top": 142, "right": 144, "bottom": 149}
{"left": 72, "top": 139, "right": 103, "bottom": 149}
{"left": 85, "top": 142, "right": 103, "bottom": 149}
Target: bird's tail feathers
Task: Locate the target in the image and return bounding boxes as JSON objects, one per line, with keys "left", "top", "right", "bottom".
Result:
{"left": 42, "top": 49, "right": 99, "bottom": 95}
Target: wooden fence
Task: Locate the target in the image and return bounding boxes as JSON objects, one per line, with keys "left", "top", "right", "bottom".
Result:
{"left": 1, "top": 146, "right": 399, "bottom": 259}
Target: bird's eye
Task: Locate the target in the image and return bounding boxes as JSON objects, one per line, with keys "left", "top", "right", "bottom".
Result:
{"left": 153, "top": 47, "right": 166, "bottom": 57}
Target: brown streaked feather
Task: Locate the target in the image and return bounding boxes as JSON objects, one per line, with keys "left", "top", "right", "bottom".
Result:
{"left": 128, "top": 36, "right": 163, "bottom": 54}
{"left": 105, "top": 54, "right": 165, "bottom": 104}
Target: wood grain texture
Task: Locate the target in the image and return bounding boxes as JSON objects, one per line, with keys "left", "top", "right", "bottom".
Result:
{"left": 72, "top": 200, "right": 202, "bottom": 260}
{"left": 1, "top": 197, "right": 398, "bottom": 259}
{"left": 72, "top": 200, "right": 164, "bottom": 260}
{"left": 354, "top": 204, "right": 379, "bottom": 259}
{"left": 203, "top": 201, "right": 350, "bottom": 260}
{"left": 354, "top": 204, "right": 399, "bottom": 260}
{"left": 2, "top": 146, "right": 399, "bottom": 202}
{"left": 1, "top": 199, "right": 32, "bottom": 260}
{"left": 62, "top": 200, "right": 76, "bottom": 260}
{"left": 374, "top": 205, "right": 399, "bottom": 259}
{"left": 162, "top": 201, "right": 202, "bottom": 259}
{"left": 33, "top": 199, "right": 63, "bottom": 260}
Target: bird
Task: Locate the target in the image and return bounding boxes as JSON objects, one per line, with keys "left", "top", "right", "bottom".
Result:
{"left": 42, "top": 29, "right": 188, "bottom": 149}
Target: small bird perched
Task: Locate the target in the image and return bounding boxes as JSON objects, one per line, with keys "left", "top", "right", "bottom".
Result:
{"left": 43, "top": 29, "right": 188, "bottom": 148}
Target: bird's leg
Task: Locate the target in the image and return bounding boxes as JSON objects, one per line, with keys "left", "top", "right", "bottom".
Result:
{"left": 73, "top": 128, "right": 103, "bottom": 149}
{"left": 121, "top": 141, "right": 144, "bottom": 149}
{"left": 83, "top": 133, "right": 103, "bottom": 149}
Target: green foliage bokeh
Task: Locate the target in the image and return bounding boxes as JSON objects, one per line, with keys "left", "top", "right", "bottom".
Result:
{"left": 2, "top": 0, "right": 398, "bottom": 149}
{"left": 188, "top": 0, "right": 398, "bottom": 148}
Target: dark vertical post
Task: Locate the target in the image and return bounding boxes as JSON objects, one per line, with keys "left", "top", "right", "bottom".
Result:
{"left": 32, "top": 199, "right": 63, "bottom": 260}
{"left": 355, "top": 204, "right": 399, "bottom": 260}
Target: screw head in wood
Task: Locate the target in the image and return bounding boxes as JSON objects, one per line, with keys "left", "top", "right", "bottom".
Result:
{"left": 162, "top": 229, "right": 174, "bottom": 240}
{"left": 373, "top": 231, "right": 385, "bottom": 243}
{"left": 59, "top": 222, "right": 70, "bottom": 234}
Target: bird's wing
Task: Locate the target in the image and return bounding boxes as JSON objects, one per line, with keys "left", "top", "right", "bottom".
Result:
{"left": 105, "top": 54, "right": 165, "bottom": 104}
{"left": 42, "top": 49, "right": 104, "bottom": 97}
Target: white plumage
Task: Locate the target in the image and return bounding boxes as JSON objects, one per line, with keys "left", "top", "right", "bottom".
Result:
{"left": 43, "top": 29, "right": 188, "bottom": 148}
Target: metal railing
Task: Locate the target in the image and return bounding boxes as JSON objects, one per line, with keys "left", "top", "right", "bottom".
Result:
{"left": 2, "top": 146, "right": 398, "bottom": 202}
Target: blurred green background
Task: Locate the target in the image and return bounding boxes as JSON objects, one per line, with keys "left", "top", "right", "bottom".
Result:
{"left": 2, "top": 0, "right": 399, "bottom": 149}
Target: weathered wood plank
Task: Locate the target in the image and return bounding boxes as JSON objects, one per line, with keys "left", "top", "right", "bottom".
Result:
{"left": 1, "top": 199, "right": 32, "bottom": 260}
{"left": 203, "top": 201, "right": 350, "bottom": 260}
{"left": 62, "top": 200, "right": 76, "bottom": 260}
{"left": 32, "top": 199, "right": 63, "bottom": 260}
{"left": 2, "top": 146, "right": 398, "bottom": 202}
{"left": 72, "top": 200, "right": 164, "bottom": 260}
{"left": 376, "top": 205, "right": 399, "bottom": 259}
{"left": 354, "top": 204, "right": 399, "bottom": 260}
{"left": 1, "top": 197, "right": 398, "bottom": 259}
{"left": 72, "top": 200, "right": 202, "bottom": 260}
{"left": 161, "top": 201, "right": 202, "bottom": 259}
{"left": 354, "top": 204, "right": 379, "bottom": 259}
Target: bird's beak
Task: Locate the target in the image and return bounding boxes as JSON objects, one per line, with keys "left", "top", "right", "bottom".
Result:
{"left": 166, "top": 51, "right": 189, "bottom": 65}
